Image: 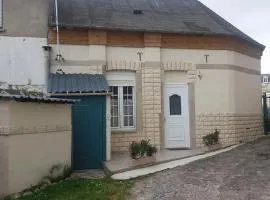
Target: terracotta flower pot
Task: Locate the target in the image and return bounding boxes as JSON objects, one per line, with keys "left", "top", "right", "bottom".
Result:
{"left": 203, "top": 143, "right": 222, "bottom": 152}
{"left": 131, "top": 156, "right": 156, "bottom": 167}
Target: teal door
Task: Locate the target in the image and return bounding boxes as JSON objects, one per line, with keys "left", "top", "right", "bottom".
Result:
{"left": 72, "top": 96, "right": 106, "bottom": 170}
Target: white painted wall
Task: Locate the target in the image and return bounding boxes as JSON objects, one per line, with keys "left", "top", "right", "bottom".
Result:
{"left": 106, "top": 47, "right": 143, "bottom": 62}
{"left": 0, "top": 36, "right": 47, "bottom": 85}
{"left": 195, "top": 69, "right": 234, "bottom": 113}
{"left": 50, "top": 44, "right": 89, "bottom": 61}
{"left": 50, "top": 46, "right": 261, "bottom": 72}
{"left": 164, "top": 71, "right": 188, "bottom": 83}
{"left": 161, "top": 49, "right": 261, "bottom": 71}
{"left": 233, "top": 71, "right": 262, "bottom": 114}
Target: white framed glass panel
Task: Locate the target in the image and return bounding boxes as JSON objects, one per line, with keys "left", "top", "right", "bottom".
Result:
{"left": 107, "top": 72, "right": 136, "bottom": 130}
{"left": 123, "top": 86, "right": 134, "bottom": 127}
{"left": 169, "top": 94, "right": 182, "bottom": 115}
{"left": 110, "top": 86, "right": 120, "bottom": 128}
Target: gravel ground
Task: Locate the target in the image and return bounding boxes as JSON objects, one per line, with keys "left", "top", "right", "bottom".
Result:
{"left": 129, "top": 137, "right": 270, "bottom": 200}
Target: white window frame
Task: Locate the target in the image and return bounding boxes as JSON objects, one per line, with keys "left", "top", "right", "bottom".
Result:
{"left": 263, "top": 76, "right": 269, "bottom": 84}
{"left": 106, "top": 72, "right": 136, "bottom": 132}
{"left": 0, "top": 0, "right": 3, "bottom": 29}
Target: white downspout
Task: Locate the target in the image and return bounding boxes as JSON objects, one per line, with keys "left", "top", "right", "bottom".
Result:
{"left": 55, "top": 0, "right": 60, "bottom": 59}
{"left": 54, "top": 0, "right": 65, "bottom": 73}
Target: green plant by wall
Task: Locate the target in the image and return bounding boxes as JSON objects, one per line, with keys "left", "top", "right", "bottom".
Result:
{"left": 129, "top": 140, "right": 157, "bottom": 159}
{"left": 40, "top": 164, "right": 72, "bottom": 185}
{"left": 203, "top": 129, "right": 220, "bottom": 146}
{"left": 129, "top": 142, "right": 141, "bottom": 159}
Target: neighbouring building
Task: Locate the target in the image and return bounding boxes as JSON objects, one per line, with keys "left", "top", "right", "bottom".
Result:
{"left": 0, "top": 0, "right": 266, "bottom": 173}
{"left": 0, "top": 0, "right": 50, "bottom": 88}
{"left": 262, "top": 74, "right": 270, "bottom": 94}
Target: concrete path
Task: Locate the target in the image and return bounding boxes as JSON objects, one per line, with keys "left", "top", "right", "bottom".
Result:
{"left": 129, "top": 137, "right": 270, "bottom": 200}
{"left": 112, "top": 145, "right": 239, "bottom": 180}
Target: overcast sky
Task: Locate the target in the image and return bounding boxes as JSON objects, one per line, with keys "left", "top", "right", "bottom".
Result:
{"left": 199, "top": 0, "right": 270, "bottom": 74}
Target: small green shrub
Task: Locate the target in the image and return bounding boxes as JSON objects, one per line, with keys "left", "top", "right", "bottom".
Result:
{"left": 146, "top": 145, "right": 157, "bottom": 157}
{"left": 129, "top": 142, "right": 141, "bottom": 159}
{"left": 140, "top": 140, "right": 150, "bottom": 157}
{"left": 203, "top": 129, "right": 220, "bottom": 146}
{"left": 129, "top": 140, "right": 157, "bottom": 159}
{"left": 40, "top": 164, "right": 72, "bottom": 185}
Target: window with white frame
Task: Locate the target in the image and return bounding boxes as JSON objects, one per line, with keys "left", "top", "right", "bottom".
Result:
{"left": 106, "top": 72, "right": 136, "bottom": 130}
{"left": 0, "top": 0, "right": 3, "bottom": 29}
{"left": 263, "top": 76, "right": 269, "bottom": 84}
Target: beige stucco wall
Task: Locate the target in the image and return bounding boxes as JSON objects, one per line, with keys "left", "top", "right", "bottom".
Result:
{"left": 195, "top": 68, "right": 263, "bottom": 147}
{"left": 0, "top": 101, "right": 9, "bottom": 127}
{"left": 8, "top": 131, "right": 71, "bottom": 195}
{"left": 164, "top": 71, "right": 188, "bottom": 84}
{"left": 233, "top": 71, "right": 262, "bottom": 114}
{"left": 0, "top": 101, "right": 72, "bottom": 196}
{"left": 195, "top": 69, "right": 234, "bottom": 113}
{"left": 0, "top": 136, "right": 9, "bottom": 198}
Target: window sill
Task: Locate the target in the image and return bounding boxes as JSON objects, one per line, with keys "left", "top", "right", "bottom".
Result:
{"left": 0, "top": 28, "right": 5, "bottom": 32}
{"left": 111, "top": 128, "right": 137, "bottom": 134}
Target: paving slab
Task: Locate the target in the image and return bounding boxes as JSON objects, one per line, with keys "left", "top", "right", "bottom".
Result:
{"left": 71, "top": 169, "right": 106, "bottom": 179}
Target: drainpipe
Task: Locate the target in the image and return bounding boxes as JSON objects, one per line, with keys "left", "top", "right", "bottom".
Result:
{"left": 54, "top": 0, "right": 64, "bottom": 65}
{"left": 42, "top": 46, "right": 52, "bottom": 95}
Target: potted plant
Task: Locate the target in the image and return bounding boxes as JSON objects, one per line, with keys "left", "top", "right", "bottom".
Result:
{"left": 202, "top": 129, "right": 221, "bottom": 152}
{"left": 129, "top": 140, "right": 158, "bottom": 167}
{"left": 129, "top": 141, "right": 141, "bottom": 160}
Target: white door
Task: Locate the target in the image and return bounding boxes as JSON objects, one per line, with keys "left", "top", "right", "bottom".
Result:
{"left": 164, "top": 84, "right": 190, "bottom": 148}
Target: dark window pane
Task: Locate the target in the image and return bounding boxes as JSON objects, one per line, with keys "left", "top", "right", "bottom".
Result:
{"left": 124, "top": 106, "right": 128, "bottom": 115}
{"left": 170, "top": 94, "right": 181, "bottom": 115}
{"left": 110, "top": 86, "right": 118, "bottom": 95}
{"left": 123, "top": 86, "right": 128, "bottom": 95}
{"left": 128, "top": 96, "right": 133, "bottom": 103}
{"left": 112, "top": 106, "right": 118, "bottom": 116}
{"left": 128, "top": 86, "right": 133, "bottom": 94}
{"left": 129, "top": 116, "right": 134, "bottom": 126}
{"left": 110, "top": 86, "right": 119, "bottom": 127}
{"left": 128, "top": 106, "right": 133, "bottom": 115}
{"left": 111, "top": 117, "right": 119, "bottom": 127}
{"left": 113, "top": 87, "right": 118, "bottom": 95}
{"left": 112, "top": 98, "right": 118, "bottom": 106}
{"left": 124, "top": 116, "right": 128, "bottom": 126}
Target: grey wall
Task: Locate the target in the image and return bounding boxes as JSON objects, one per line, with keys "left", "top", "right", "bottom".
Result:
{"left": 0, "top": 0, "right": 51, "bottom": 38}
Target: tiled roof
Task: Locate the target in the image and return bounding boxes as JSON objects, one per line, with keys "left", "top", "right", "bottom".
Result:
{"left": 0, "top": 94, "right": 77, "bottom": 104}
{"left": 49, "top": 0, "right": 264, "bottom": 49}
{"left": 48, "top": 73, "right": 110, "bottom": 94}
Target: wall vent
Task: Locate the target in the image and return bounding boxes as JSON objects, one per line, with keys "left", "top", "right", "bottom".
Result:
{"left": 133, "top": 9, "right": 143, "bottom": 15}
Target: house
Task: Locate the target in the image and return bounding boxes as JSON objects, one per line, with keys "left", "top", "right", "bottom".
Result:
{"left": 46, "top": 0, "right": 265, "bottom": 166}
{"left": 0, "top": 0, "right": 265, "bottom": 171}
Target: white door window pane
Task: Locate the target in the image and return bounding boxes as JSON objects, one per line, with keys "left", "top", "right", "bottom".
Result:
{"left": 170, "top": 94, "right": 182, "bottom": 115}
